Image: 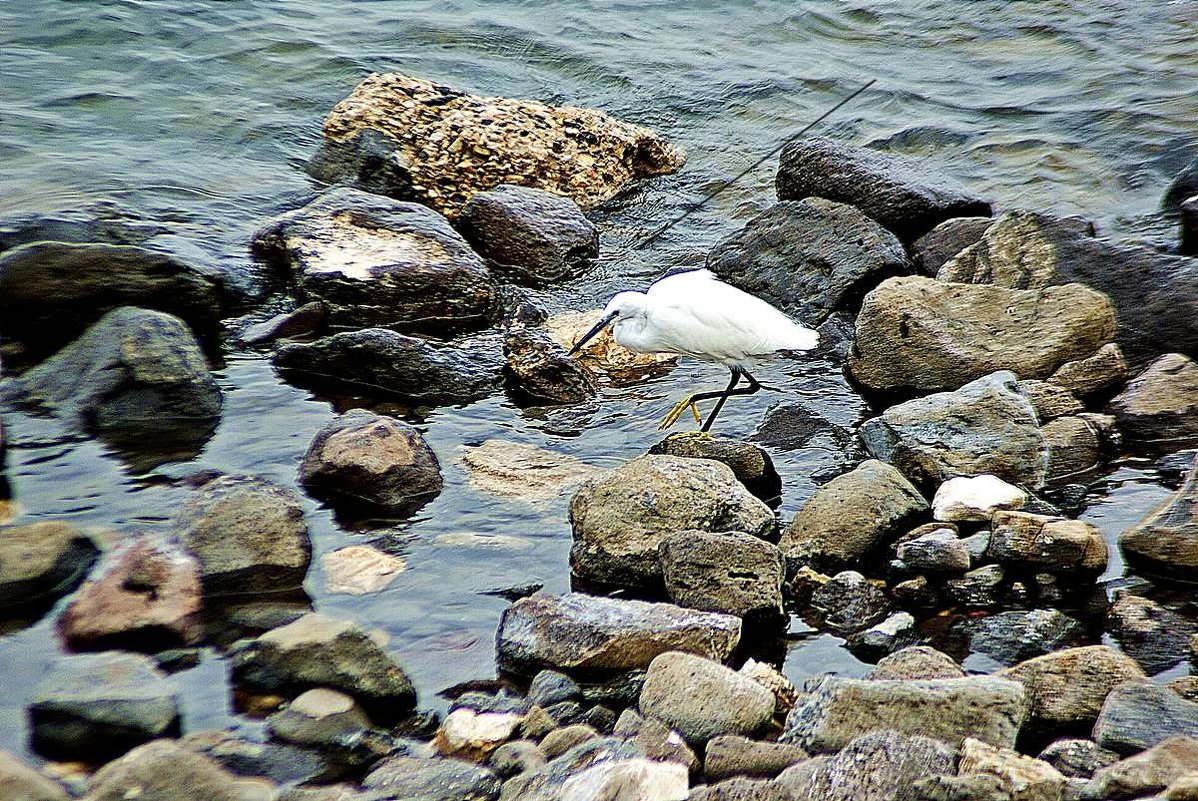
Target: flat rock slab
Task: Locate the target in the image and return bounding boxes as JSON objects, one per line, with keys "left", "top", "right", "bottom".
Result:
{"left": 29, "top": 652, "right": 181, "bottom": 760}
{"left": 309, "top": 72, "right": 685, "bottom": 218}
{"left": 848, "top": 275, "right": 1116, "bottom": 396}
{"left": 781, "top": 675, "right": 1027, "bottom": 752}
{"left": 0, "top": 521, "right": 99, "bottom": 612}
{"left": 775, "top": 136, "right": 991, "bottom": 241}
{"left": 495, "top": 592, "right": 740, "bottom": 677}
{"left": 1121, "top": 458, "right": 1198, "bottom": 582}
{"left": 776, "top": 729, "right": 956, "bottom": 801}
{"left": 253, "top": 187, "right": 497, "bottom": 336}
{"left": 705, "top": 198, "right": 908, "bottom": 324}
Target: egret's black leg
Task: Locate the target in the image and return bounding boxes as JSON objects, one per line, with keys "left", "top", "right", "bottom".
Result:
{"left": 701, "top": 367, "right": 762, "bottom": 432}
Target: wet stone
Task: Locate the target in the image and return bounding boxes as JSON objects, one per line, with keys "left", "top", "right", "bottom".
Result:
{"left": 1093, "top": 679, "right": 1198, "bottom": 755}
{"left": 987, "top": 510, "right": 1107, "bottom": 578}
{"left": 960, "top": 609, "right": 1087, "bottom": 668}
{"left": 777, "top": 729, "right": 957, "bottom": 801}
{"left": 266, "top": 688, "right": 373, "bottom": 749}
{"left": 539, "top": 724, "right": 598, "bottom": 759}
{"left": 503, "top": 324, "right": 597, "bottom": 405}
{"left": 0, "top": 521, "right": 99, "bottom": 613}
{"left": 849, "top": 611, "right": 918, "bottom": 660}
{"left": 945, "top": 564, "right": 1006, "bottom": 609}
{"left": 0, "top": 750, "right": 69, "bottom": 801}
{"left": 809, "top": 570, "right": 892, "bottom": 634}
{"left": 1083, "top": 735, "right": 1198, "bottom": 800}
{"left": 639, "top": 651, "right": 775, "bottom": 745}
{"left": 912, "top": 216, "right": 994, "bottom": 276}
{"left": 362, "top": 754, "right": 500, "bottom": 801}
{"left": 1120, "top": 456, "right": 1198, "bottom": 582}
{"left": 649, "top": 432, "right": 782, "bottom": 506}
{"left": 434, "top": 707, "right": 524, "bottom": 761}
{"left": 1048, "top": 343, "right": 1129, "bottom": 399}
{"left": 957, "top": 737, "right": 1066, "bottom": 801}
{"left": 1038, "top": 739, "right": 1120, "bottom": 780}
{"left": 528, "top": 671, "right": 581, "bottom": 708}
{"left": 1019, "top": 379, "right": 1085, "bottom": 423}
{"left": 84, "top": 739, "right": 259, "bottom": 801}
{"left": 897, "top": 529, "right": 971, "bottom": 574}
{"left": 933, "top": 475, "right": 1028, "bottom": 523}
{"left": 181, "top": 729, "right": 349, "bottom": 787}
{"left": 1107, "top": 593, "right": 1197, "bottom": 675}
{"left": 239, "top": 301, "right": 327, "bottom": 346}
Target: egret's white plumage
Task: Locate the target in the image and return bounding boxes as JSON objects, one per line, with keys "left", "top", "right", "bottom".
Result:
{"left": 602, "top": 268, "right": 818, "bottom": 366}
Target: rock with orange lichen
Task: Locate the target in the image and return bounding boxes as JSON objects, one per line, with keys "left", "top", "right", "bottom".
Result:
{"left": 308, "top": 73, "right": 685, "bottom": 218}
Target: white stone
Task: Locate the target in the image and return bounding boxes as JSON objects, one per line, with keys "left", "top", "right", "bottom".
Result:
{"left": 560, "top": 758, "right": 689, "bottom": 801}
{"left": 433, "top": 707, "right": 523, "bottom": 759}
{"left": 933, "top": 474, "right": 1027, "bottom": 522}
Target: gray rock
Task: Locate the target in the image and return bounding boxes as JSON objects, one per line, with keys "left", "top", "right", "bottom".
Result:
{"left": 1048, "top": 343, "right": 1129, "bottom": 399}
{"left": 1038, "top": 739, "right": 1120, "bottom": 779}
{"left": 457, "top": 184, "right": 597, "bottom": 285}
{"left": 998, "top": 646, "right": 1145, "bottom": 736}
{"left": 775, "top": 136, "right": 991, "bottom": 241}
{"left": 488, "top": 740, "right": 546, "bottom": 779}
{"left": 810, "top": 571, "right": 892, "bottom": 634}
{"left": 962, "top": 609, "right": 1086, "bottom": 667}
{"left": 704, "top": 734, "right": 809, "bottom": 782}
{"left": 776, "top": 729, "right": 956, "bottom": 801}
{"left": 266, "top": 688, "right": 373, "bottom": 749}
{"left": 848, "top": 276, "right": 1116, "bottom": 397}
{"left": 503, "top": 324, "right": 597, "bottom": 404}
{"left": 298, "top": 409, "right": 442, "bottom": 514}
{"left": 1042, "top": 415, "right": 1104, "bottom": 481}
{"left": 1093, "top": 680, "right": 1198, "bottom": 755}
{"left": 859, "top": 371, "right": 1048, "bottom": 489}
{"left": 913, "top": 217, "right": 994, "bottom": 276}
{"left": 649, "top": 432, "right": 782, "bottom": 506}
{"left": 945, "top": 565, "right": 1006, "bottom": 609}
{"left": 497, "top": 737, "right": 644, "bottom": 800}
{"left": 628, "top": 716, "right": 699, "bottom": 773}
{"left": 231, "top": 612, "right": 416, "bottom": 718}
{"left": 782, "top": 676, "right": 1027, "bottom": 752}
{"left": 495, "top": 592, "right": 740, "bottom": 676}
{"left": 898, "top": 529, "right": 971, "bottom": 574}
{"left": 278, "top": 787, "right": 391, "bottom": 801}
{"left": 253, "top": 187, "right": 497, "bottom": 335}
{"left": 239, "top": 302, "right": 327, "bottom": 346}
{"left": 660, "top": 529, "right": 785, "bottom": 624}
{"left": 939, "top": 211, "right": 1198, "bottom": 367}
{"left": 83, "top": 739, "right": 257, "bottom": 801}
{"left": 527, "top": 671, "right": 581, "bottom": 708}
{"left": 29, "top": 652, "right": 181, "bottom": 760}
{"left": 987, "top": 511, "right": 1107, "bottom": 577}
{"left": 1, "top": 307, "right": 221, "bottom": 448}
{"left": 539, "top": 724, "right": 598, "bottom": 759}
{"left": 913, "top": 773, "right": 1012, "bottom": 801}
{"left": 639, "top": 651, "right": 775, "bottom": 745}
{"left": 173, "top": 474, "right": 310, "bottom": 596}
{"left": 0, "top": 521, "right": 99, "bottom": 612}
{"left": 362, "top": 755, "right": 500, "bottom": 801}
{"left": 0, "top": 241, "right": 224, "bottom": 363}
{"left": 849, "top": 612, "right": 918, "bottom": 660}
{"left": 866, "top": 646, "right": 965, "bottom": 681}
{"left": 528, "top": 757, "right": 688, "bottom": 799}
{"left": 0, "top": 750, "right": 68, "bottom": 801}
{"left": 705, "top": 198, "right": 908, "bottom": 324}
{"left": 1108, "top": 354, "right": 1198, "bottom": 449}
{"left": 274, "top": 327, "right": 505, "bottom": 404}
{"left": 1083, "top": 735, "right": 1198, "bottom": 800}
{"left": 568, "top": 454, "right": 775, "bottom": 588}
{"left": 689, "top": 777, "right": 796, "bottom": 801}
{"left": 181, "top": 729, "right": 348, "bottom": 786}
{"left": 780, "top": 459, "right": 928, "bottom": 572}
{"left": 1107, "top": 594, "right": 1196, "bottom": 675}
{"left": 963, "top": 532, "right": 992, "bottom": 565}
{"left": 1121, "top": 458, "right": 1198, "bottom": 582}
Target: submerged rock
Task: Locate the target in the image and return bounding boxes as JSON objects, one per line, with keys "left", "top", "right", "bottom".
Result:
{"left": 1107, "top": 353, "right": 1198, "bottom": 449}
{"left": 648, "top": 432, "right": 782, "bottom": 505}
{"left": 309, "top": 72, "right": 684, "bottom": 218}
{"left": 859, "top": 371, "right": 1048, "bottom": 489}
{"left": 85, "top": 739, "right": 258, "bottom": 801}
{"left": 494, "top": 592, "right": 740, "bottom": 676}
{"left": 933, "top": 475, "right": 1027, "bottom": 523}
{"left": 457, "top": 184, "right": 597, "bottom": 285}
{"left": 0, "top": 307, "right": 221, "bottom": 448}
{"left": 29, "top": 652, "right": 181, "bottom": 760}
{"left": 173, "top": 474, "right": 310, "bottom": 596}
{"left": 0, "top": 521, "right": 99, "bottom": 612}
{"left": 777, "top": 729, "right": 956, "bottom": 801}
{"left": 775, "top": 136, "right": 991, "bottom": 241}
{"left": 848, "top": 276, "right": 1116, "bottom": 396}
{"left": 912, "top": 216, "right": 993, "bottom": 276}
{"left": 239, "top": 302, "right": 327, "bottom": 346}
{"left": 458, "top": 439, "right": 598, "bottom": 502}
{"left": 253, "top": 187, "right": 498, "bottom": 336}
{"left": 639, "top": 651, "right": 775, "bottom": 745}
{"left": 273, "top": 328, "right": 505, "bottom": 403}
{"left": 660, "top": 529, "right": 785, "bottom": 624}
{"left": 320, "top": 545, "right": 406, "bottom": 596}
{"left": 0, "top": 241, "right": 224, "bottom": 363}
{"left": 298, "top": 409, "right": 442, "bottom": 514}
{"left": 1093, "top": 680, "right": 1198, "bottom": 755}
{"left": 1121, "top": 458, "right": 1198, "bottom": 582}
{"left": 705, "top": 198, "right": 908, "bottom": 324}
{"left": 568, "top": 454, "right": 775, "bottom": 588}
{"left": 503, "top": 324, "right": 597, "bottom": 404}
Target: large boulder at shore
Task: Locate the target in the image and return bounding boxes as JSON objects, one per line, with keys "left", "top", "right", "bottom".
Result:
{"left": 457, "top": 184, "right": 598, "bottom": 285}
{"left": 776, "top": 729, "right": 956, "bottom": 801}
{"left": 939, "top": 210, "right": 1198, "bottom": 366}
{"left": 252, "top": 187, "right": 498, "bottom": 336}
{"left": 775, "top": 137, "right": 991, "bottom": 241}
{"left": 298, "top": 409, "right": 442, "bottom": 515}
{"left": 639, "top": 651, "right": 775, "bottom": 745}
{"left": 704, "top": 198, "right": 908, "bottom": 324}
{"left": 912, "top": 216, "right": 994, "bottom": 276}
{"left": 1120, "top": 458, "right": 1198, "bottom": 582}
{"left": 83, "top": 739, "right": 261, "bottom": 801}
{"left": 859, "top": 371, "right": 1048, "bottom": 489}
{"left": 172, "top": 474, "right": 310, "bottom": 596}
{"left": 780, "top": 459, "right": 927, "bottom": 572}
{"left": 847, "top": 275, "right": 1117, "bottom": 396}
{"left": 274, "top": 328, "right": 505, "bottom": 404}
{"left": 568, "top": 455, "right": 775, "bottom": 588}
{"left": 494, "top": 592, "right": 740, "bottom": 677}
{"left": 782, "top": 675, "right": 1027, "bottom": 752}
{"left": 0, "top": 307, "right": 222, "bottom": 449}
{"left": 660, "top": 529, "right": 785, "bottom": 624}
{"left": 230, "top": 612, "right": 416, "bottom": 718}
{"left": 1093, "top": 679, "right": 1198, "bottom": 755}
{"left": 1107, "top": 353, "right": 1198, "bottom": 449}
{"left": 0, "top": 521, "right": 99, "bottom": 613}
{"left": 28, "top": 652, "right": 181, "bottom": 760}
{"left": 0, "top": 241, "right": 224, "bottom": 364}
{"left": 308, "top": 72, "right": 685, "bottom": 218}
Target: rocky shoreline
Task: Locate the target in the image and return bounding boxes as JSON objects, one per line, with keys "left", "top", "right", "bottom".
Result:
{"left": 0, "top": 71, "right": 1197, "bottom": 800}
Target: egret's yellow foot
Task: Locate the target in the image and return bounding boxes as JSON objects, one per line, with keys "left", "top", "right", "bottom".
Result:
{"left": 657, "top": 396, "right": 702, "bottom": 430}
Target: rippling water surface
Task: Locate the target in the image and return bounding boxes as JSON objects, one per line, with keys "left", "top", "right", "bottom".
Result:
{"left": 1, "top": 0, "right": 1195, "bottom": 761}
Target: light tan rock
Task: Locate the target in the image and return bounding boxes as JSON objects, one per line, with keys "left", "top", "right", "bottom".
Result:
{"left": 998, "top": 645, "right": 1145, "bottom": 732}
{"left": 459, "top": 439, "right": 598, "bottom": 502}
{"left": 321, "top": 545, "right": 405, "bottom": 596}
{"left": 959, "top": 737, "right": 1066, "bottom": 801}
{"left": 434, "top": 708, "right": 524, "bottom": 761}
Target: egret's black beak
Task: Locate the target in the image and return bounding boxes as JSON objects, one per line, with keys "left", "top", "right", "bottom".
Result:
{"left": 568, "top": 311, "right": 618, "bottom": 356}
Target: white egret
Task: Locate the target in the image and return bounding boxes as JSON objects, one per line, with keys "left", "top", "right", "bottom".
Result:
{"left": 569, "top": 268, "right": 819, "bottom": 432}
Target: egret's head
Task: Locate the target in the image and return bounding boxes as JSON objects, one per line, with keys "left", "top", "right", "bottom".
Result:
{"left": 568, "top": 291, "right": 647, "bottom": 355}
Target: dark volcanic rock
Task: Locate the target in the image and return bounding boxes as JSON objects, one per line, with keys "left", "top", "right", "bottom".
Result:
{"left": 1107, "top": 353, "right": 1198, "bottom": 449}
{"left": 253, "top": 187, "right": 498, "bottom": 336}
{"left": 960, "top": 609, "right": 1086, "bottom": 667}
{"left": 912, "top": 216, "right": 993, "bottom": 276}
{"left": 298, "top": 409, "right": 442, "bottom": 514}
{"left": 705, "top": 198, "right": 908, "bottom": 324}
{"left": 1164, "top": 156, "right": 1198, "bottom": 215}
{"left": 0, "top": 521, "right": 99, "bottom": 613}
{"left": 660, "top": 529, "right": 786, "bottom": 624}
{"left": 649, "top": 432, "right": 782, "bottom": 505}
{"left": 810, "top": 570, "right": 892, "bottom": 634}
{"left": 1121, "top": 458, "right": 1198, "bottom": 582}
{"left": 274, "top": 328, "right": 505, "bottom": 404}
{"left": 775, "top": 136, "right": 991, "bottom": 241}
{"left": 457, "top": 184, "right": 597, "bottom": 285}
{"left": 503, "top": 324, "right": 597, "bottom": 404}
{"left": 0, "top": 241, "right": 224, "bottom": 363}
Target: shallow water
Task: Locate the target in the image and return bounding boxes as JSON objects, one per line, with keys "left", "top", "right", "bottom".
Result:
{"left": 1, "top": 0, "right": 1196, "bottom": 762}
